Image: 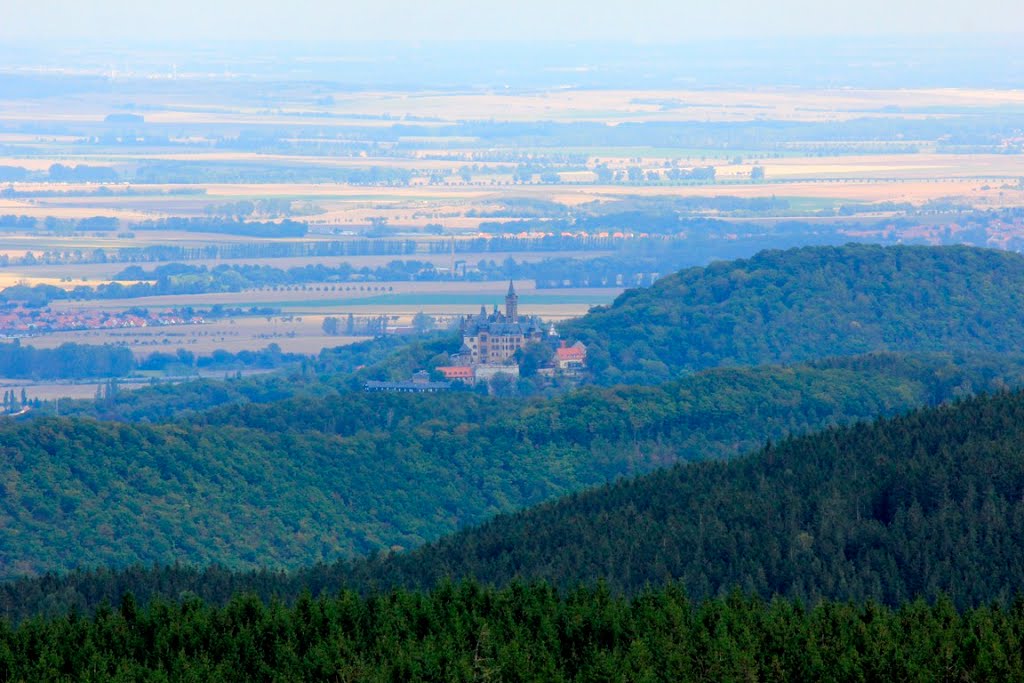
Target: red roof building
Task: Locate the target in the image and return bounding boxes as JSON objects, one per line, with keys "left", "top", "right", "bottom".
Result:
{"left": 555, "top": 341, "right": 587, "bottom": 371}
{"left": 437, "top": 366, "right": 475, "bottom": 382}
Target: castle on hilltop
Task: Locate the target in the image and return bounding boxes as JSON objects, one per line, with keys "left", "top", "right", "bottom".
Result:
{"left": 431, "top": 280, "right": 587, "bottom": 387}
{"left": 460, "top": 281, "right": 544, "bottom": 365}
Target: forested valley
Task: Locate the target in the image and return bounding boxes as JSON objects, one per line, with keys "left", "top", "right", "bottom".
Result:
{"left": 6, "top": 244, "right": 1024, "bottom": 679}
{"left": 8, "top": 350, "right": 1016, "bottom": 580}
{"left": 7, "top": 387, "right": 1024, "bottom": 621}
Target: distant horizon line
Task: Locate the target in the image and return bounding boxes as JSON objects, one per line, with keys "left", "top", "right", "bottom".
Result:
{"left": 2, "top": 34, "right": 1023, "bottom": 47}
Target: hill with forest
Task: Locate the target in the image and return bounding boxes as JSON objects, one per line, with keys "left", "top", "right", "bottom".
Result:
{"left": 8, "top": 243, "right": 1024, "bottom": 620}
{"left": 3, "top": 352, "right": 1021, "bottom": 583}
{"left": 52, "top": 243, "right": 1024, "bottom": 422}
{"left": 564, "top": 244, "right": 1024, "bottom": 384}
{"left": 4, "top": 355, "right": 1024, "bottom": 617}
{"left": 298, "top": 389, "right": 1024, "bottom": 610}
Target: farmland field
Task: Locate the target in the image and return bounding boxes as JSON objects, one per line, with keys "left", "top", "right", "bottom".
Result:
{"left": 4, "top": 173, "right": 1022, "bottom": 234}
{"left": 0, "top": 368, "right": 281, "bottom": 402}
{"left": 5, "top": 279, "right": 617, "bottom": 369}
{"left": 46, "top": 281, "right": 617, "bottom": 322}
{"left": 1, "top": 72, "right": 1023, "bottom": 392}
{"left": 16, "top": 316, "right": 371, "bottom": 357}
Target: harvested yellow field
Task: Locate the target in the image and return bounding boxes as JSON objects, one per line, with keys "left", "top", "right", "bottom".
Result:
{"left": 0, "top": 151, "right": 472, "bottom": 171}
{"left": 495, "top": 180, "right": 1024, "bottom": 207}
{"left": 37, "top": 282, "right": 617, "bottom": 338}
{"left": 20, "top": 316, "right": 370, "bottom": 357}
{"left": 1, "top": 86, "right": 1022, "bottom": 130}
{"left": 4, "top": 86, "right": 1022, "bottom": 126}
{"left": 47, "top": 279, "right": 615, "bottom": 308}
{"left": 0, "top": 368, "right": 294, "bottom": 402}
{"left": 0, "top": 197, "right": 158, "bottom": 222}
{"left": 731, "top": 153, "right": 1024, "bottom": 180}
{"left": 309, "top": 87, "right": 1024, "bottom": 124}
{"left": 0, "top": 273, "right": 129, "bottom": 289}
{"left": 0, "top": 380, "right": 108, "bottom": 401}
{"left": 0, "top": 157, "right": 62, "bottom": 171}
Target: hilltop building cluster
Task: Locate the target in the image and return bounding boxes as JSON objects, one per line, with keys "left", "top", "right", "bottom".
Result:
{"left": 363, "top": 281, "right": 588, "bottom": 393}
{"left": 436, "top": 281, "right": 587, "bottom": 385}
{"left": 460, "top": 281, "right": 544, "bottom": 365}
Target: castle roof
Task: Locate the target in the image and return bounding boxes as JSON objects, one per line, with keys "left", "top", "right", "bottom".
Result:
{"left": 464, "top": 317, "right": 543, "bottom": 337}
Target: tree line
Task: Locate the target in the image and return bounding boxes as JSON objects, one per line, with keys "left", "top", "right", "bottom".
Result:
{"left": 3, "top": 582, "right": 1023, "bottom": 681}
{"left": 0, "top": 341, "right": 133, "bottom": 380}
{"left": 0, "top": 340, "right": 308, "bottom": 382}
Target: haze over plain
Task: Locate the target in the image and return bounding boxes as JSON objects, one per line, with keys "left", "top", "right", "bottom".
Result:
{"left": 2, "top": 0, "right": 1022, "bottom": 42}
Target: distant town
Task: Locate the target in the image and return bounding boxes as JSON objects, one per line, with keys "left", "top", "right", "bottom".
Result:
{"left": 0, "top": 305, "right": 205, "bottom": 336}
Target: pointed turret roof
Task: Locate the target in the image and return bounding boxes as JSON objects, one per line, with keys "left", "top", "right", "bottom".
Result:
{"left": 507, "top": 280, "right": 516, "bottom": 296}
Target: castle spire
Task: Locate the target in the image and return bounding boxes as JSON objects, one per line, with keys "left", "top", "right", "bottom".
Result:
{"left": 505, "top": 280, "right": 519, "bottom": 322}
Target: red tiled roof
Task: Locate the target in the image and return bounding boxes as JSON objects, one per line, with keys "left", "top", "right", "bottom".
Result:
{"left": 437, "top": 366, "right": 474, "bottom": 379}
{"left": 556, "top": 345, "right": 586, "bottom": 361}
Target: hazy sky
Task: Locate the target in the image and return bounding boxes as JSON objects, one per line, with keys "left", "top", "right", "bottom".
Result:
{"left": 2, "top": 0, "right": 1021, "bottom": 43}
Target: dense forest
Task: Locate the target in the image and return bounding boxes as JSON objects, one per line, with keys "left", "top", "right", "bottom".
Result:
{"left": 4, "top": 583, "right": 1024, "bottom": 681}
{"left": 12, "top": 386, "right": 1024, "bottom": 623}
{"left": 565, "top": 244, "right": 1024, "bottom": 384}
{"left": 314, "top": 389, "right": 1024, "bottom": 609}
{"left": 4, "top": 353, "right": 1024, "bottom": 607}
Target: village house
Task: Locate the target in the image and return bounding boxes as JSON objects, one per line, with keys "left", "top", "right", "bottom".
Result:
{"left": 436, "top": 365, "right": 475, "bottom": 383}
{"left": 555, "top": 340, "right": 588, "bottom": 373}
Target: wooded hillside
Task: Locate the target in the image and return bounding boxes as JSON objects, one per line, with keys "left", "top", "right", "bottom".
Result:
{"left": 565, "top": 244, "right": 1024, "bottom": 383}
{"left": 12, "top": 352, "right": 1008, "bottom": 579}
{"left": 319, "top": 389, "right": 1024, "bottom": 610}
{"left": 4, "top": 358, "right": 1024, "bottom": 616}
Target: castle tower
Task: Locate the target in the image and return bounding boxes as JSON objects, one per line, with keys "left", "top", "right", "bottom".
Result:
{"left": 505, "top": 280, "right": 519, "bottom": 322}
